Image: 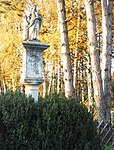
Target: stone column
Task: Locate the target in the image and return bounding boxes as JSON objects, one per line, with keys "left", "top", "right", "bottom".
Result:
{"left": 20, "top": 40, "right": 49, "bottom": 101}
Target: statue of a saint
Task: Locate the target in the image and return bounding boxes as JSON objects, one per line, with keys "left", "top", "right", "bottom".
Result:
{"left": 22, "top": 4, "right": 42, "bottom": 41}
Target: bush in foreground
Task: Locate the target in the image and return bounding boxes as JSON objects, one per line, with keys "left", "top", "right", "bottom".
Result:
{"left": 0, "top": 91, "right": 101, "bottom": 150}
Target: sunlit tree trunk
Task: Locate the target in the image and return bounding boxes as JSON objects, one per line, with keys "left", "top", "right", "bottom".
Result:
{"left": 43, "top": 73, "right": 46, "bottom": 98}
{"left": 87, "top": 54, "right": 94, "bottom": 114}
{"left": 73, "top": 13, "right": 81, "bottom": 89}
{"left": 0, "top": 80, "right": 2, "bottom": 92}
{"left": 57, "top": 0, "right": 74, "bottom": 98}
{"left": 52, "top": 73, "right": 56, "bottom": 92}
{"left": 60, "top": 62, "right": 64, "bottom": 93}
{"left": 80, "top": 59, "right": 85, "bottom": 102}
{"left": 3, "top": 78, "right": 6, "bottom": 93}
{"left": 101, "top": 0, "right": 113, "bottom": 122}
{"left": 12, "top": 79, "right": 15, "bottom": 92}
{"left": 76, "top": 61, "right": 80, "bottom": 97}
{"left": 57, "top": 61, "right": 61, "bottom": 93}
{"left": 84, "top": 0, "right": 105, "bottom": 122}
{"left": 48, "top": 64, "right": 53, "bottom": 95}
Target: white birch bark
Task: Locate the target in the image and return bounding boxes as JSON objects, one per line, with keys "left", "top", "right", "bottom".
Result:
{"left": 84, "top": 0, "right": 105, "bottom": 122}
{"left": 101, "top": 0, "right": 113, "bottom": 122}
{"left": 57, "top": 0, "right": 74, "bottom": 98}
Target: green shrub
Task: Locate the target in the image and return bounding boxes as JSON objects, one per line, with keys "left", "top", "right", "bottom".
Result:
{"left": 0, "top": 91, "right": 101, "bottom": 150}
{"left": 0, "top": 91, "right": 39, "bottom": 150}
{"left": 105, "top": 146, "right": 114, "bottom": 150}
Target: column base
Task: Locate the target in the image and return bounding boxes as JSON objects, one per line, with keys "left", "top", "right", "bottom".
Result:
{"left": 24, "top": 84, "right": 38, "bottom": 101}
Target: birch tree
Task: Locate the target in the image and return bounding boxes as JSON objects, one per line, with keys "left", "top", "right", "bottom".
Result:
{"left": 101, "top": 0, "right": 113, "bottom": 121}
{"left": 57, "top": 0, "right": 74, "bottom": 98}
{"left": 84, "top": 0, "right": 106, "bottom": 122}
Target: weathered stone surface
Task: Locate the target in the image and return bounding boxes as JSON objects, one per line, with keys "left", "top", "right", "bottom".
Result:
{"left": 20, "top": 41, "right": 49, "bottom": 84}
{"left": 20, "top": 40, "right": 49, "bottom": 101}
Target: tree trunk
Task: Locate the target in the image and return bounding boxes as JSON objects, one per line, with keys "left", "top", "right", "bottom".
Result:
{"left": 73, "top": 13, "right": 81, "bottom": 89}
{"left": 57, "top": 0, "right": 74, "bottom": 98}
{"left": 12, "top": 79, "right": 15, "bottom": 91}
{"left": 80, "top": 59, "right": 85, "bottom": 102}
{"left": 87, "top": 54, "right": 94, "bottom": 114}
{"left": 76, "top": 61, "right": 80, "bottom": 97}
{"left": 84, "top": 0, "right": 105, "bottom": 122}
{"left": 47, "top": 64, "right": 53, "bottom": 95}
{"left": 57, "top": 61, "right": 61, "bottom": 93}
{"left": 2, "top": 78, "right": 6, "bottom": 93}
{"left": 42, "top": 73, "right": 46, "bottom": 98}
{"left": 101, "top": 0, "right": 113, "bottom": 122}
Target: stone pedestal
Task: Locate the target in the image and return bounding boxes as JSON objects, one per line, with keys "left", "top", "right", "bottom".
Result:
{"left": 20, "top": 40, "right": 49, "bottom": 101}
{"left": 24, "top": 84, "right": 38, "bottom": 101}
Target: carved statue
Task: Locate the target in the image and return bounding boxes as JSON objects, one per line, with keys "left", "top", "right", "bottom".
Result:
{"left": 23, "top": 4, "right": 42, "bottom": 41}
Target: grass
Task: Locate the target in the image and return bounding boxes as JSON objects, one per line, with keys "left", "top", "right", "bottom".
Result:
{"left": 105, "top": 146, "right": 114, "bottom": 150}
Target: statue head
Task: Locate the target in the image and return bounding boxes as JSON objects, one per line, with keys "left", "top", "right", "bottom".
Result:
{"left": 33, "top": 4, "right": 38, "bottom": 12}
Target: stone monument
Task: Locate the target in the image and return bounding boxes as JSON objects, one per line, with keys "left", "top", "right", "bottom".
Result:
{"left": 20, "top": 4, "right": 49, "bottom": 101}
